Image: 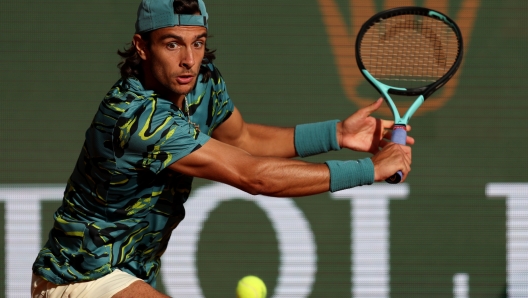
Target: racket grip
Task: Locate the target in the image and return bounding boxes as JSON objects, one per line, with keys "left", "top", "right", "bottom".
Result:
{"left": 385, "top": 125, "right": 406, "bottom": 184}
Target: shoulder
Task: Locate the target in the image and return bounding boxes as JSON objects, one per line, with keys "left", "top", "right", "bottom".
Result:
{"left": 101, "top": 78, "right": 154, "bottom": 113}
{"left": 191, "top": 64, "right": 230, "bottom": 101}
{"left": 198, "top": 63, "right": 227, "bottom": 89}
{"left": 103, "top": 78, "right": 181, "bottom": 119}
{"left": 106, "top": 79, "right": 187, "bottom": 141}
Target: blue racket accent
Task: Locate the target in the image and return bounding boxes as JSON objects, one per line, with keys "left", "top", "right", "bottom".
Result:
{"left": 391, "top": 125, "right": 407, "bottom": 145}
{"left": 386, "top": 125, "right": 407, "bottom": 183}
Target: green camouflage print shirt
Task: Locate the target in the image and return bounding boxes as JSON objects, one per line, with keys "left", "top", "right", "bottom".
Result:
{"left": 32, "top": 63, "right": 234, "bottom": 286}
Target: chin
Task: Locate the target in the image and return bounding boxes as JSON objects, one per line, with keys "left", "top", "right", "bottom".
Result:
{"left": 172, "top": 82, "right": 196, "bottom": 96}
{"left": 173, "top": 87, "right": 194, "bottom": 96}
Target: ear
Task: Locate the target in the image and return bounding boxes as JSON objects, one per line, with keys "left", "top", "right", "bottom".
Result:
{"left": 133, "top": 34, "right": 148, "bottom": 60}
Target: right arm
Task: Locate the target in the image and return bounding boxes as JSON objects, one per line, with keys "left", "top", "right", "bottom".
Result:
{"left": 168, "top": 137, "right": 411, "bottom": 198}
{"left": 169, "top": 137, "right": 329, "bottom": 197}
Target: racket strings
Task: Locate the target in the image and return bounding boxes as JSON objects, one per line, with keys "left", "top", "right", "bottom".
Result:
{"left": 359, "top": 14, "right": 460, "bottom": 88}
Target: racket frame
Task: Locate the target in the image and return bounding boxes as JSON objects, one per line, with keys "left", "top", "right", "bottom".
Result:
{"left": 355, "top": 6, "right": 464, "bottom": 126}
{"left": 355, "top": 7, "right": 464, "bottom": 183}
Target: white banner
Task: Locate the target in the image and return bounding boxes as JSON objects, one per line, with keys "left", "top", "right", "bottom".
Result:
{"left": 1, "top": 183, "right": 527, "bottom": 297}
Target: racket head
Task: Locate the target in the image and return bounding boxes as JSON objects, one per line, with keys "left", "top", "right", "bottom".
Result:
{"left": 355, "top": 6, "right": 464, "bottom": 99}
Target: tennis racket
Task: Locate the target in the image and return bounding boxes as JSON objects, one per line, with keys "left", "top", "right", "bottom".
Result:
{"left": 355, "top": 6, "right": 463, "bottom": 184}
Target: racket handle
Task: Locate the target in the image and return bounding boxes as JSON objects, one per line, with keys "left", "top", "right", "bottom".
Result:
{"left": 385, "top": 125, "right": 406, "bottom": 184}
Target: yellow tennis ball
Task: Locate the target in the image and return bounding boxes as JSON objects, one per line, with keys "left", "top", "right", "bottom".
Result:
{"left": 236, "top": 275, "right": 267, "bottom": 298}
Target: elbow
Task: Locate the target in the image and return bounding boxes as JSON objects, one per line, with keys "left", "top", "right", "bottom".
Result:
{"left": 237, "top": 165, "right": 273, "bottom": 196}
{"left": 238, "top": 176, "right": 267, "bottom": 196}
{"left": 227, "top": 157, "right": 279, "bottom": 196}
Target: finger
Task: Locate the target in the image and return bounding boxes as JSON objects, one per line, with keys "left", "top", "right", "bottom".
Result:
{"left": 381, "top": 122, "right": 397, "bottom": 139}
{"left": 394, "top": 144, "right": 411, "bottom": 165}
{"left": 401, "top": 171, "right": 407, "bottom": 183}
{"left": 406, "top": 135, "right": 415, "bottom": 145}
{"left": 400, "top": 147, "right": 412, "bottom": 172}
{"left": 362, "top": 97, "right": 383, "bottom": 115}
{"left": 371, "top": 135, "right": 394, "bottom": 154}
{"left": 397, "top": 152, "right": 411, "bottom": 182}
{"left": 381, "top": 119, "right": 395, "bottom": 131}
{"left": 401, "top": 160, "right": 411, "bottom": 182}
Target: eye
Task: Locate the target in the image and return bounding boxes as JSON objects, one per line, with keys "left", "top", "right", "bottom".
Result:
{"left": 193, "top": 41, "right": 204, "bottom": 49}
{"left": 167, "top": 42, "right": 181, "bottom": 51}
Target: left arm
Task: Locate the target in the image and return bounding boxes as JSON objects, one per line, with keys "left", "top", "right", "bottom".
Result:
{"left": 212, "top": 107, "right": 297, "bottom": 158}
{"left": 213, "top": 98, "right": 415, "bottom": 158}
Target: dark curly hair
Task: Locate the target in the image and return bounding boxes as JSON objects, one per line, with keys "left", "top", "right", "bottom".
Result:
{"left": 117, "top": 0, "right": 216, "bottom": 82}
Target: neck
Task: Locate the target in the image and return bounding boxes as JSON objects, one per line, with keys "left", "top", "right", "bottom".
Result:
{"left": 172, "top": 95, "right": 187, "bottom": 110}
{"left": 142, "top": 67, "right": 185, "bottom": 111}
{"left": 142, "top": 73, "right": 186, "bottom": 109}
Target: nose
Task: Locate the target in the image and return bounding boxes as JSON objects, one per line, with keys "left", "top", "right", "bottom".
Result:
{"left": 180, "top": 46, "right": 195, "bottom": 69}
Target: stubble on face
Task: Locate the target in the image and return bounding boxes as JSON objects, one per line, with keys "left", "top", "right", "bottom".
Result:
{"left": 149, "top": 51, "right": 197, "bottom": 96}
{"left": 141, "top": 26, "right": 207, "bottom": 104}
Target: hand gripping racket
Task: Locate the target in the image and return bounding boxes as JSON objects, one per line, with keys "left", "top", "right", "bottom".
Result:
{"left": 355, "top": 7, "right": 463, "bottom": 184}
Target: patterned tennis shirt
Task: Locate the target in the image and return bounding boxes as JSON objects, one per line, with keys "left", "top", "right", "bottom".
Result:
{"left": 32, "top": 63, "right": 234, "bottom": 286}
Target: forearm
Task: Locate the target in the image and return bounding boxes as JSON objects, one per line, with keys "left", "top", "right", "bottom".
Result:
{"left": 227, "top": 120, "right": 343, "bottom": 158}
{"left": 240, "top": 157, "right": 330, "bottom": 197}
{"left": 241, "top": 124, "right": 296, "bottom": 158}
{"left": 175, "top": 139, "right": 330, "bottom": 197}
{"left": 174, "top": 142, "right": 329, "bottom": 197}
{"left": 172, "top": 138, "right": 373, "bottom": 198}
{"left": 213, "top": 108, "right": 342, "bottom": 158}
{"left": 212, "top": 108, "right": 297, "bottom": 158}
{"left": 244, "top": 157, "right": 373, "bottom": 197}
{"left": 220, "top": 155, "right": 373, "bottom": 197}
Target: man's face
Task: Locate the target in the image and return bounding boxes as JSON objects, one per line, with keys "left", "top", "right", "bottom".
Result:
{"left": 135, "top": 25, "right": 207, "bottom": 101}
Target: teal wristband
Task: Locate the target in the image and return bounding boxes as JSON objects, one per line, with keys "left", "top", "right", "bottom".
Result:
{"left": 295, "top": 120, "right": 341, "bottom": 157}
{"left": 325, "top": 158, "right": 375, "bottom": 192}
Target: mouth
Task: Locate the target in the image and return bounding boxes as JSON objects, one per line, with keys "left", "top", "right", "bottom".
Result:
{"left": 176, "top": 74, "right": 195, "bottom": 85}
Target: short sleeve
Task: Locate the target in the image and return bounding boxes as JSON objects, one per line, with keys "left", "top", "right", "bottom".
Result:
{"left": 186, "top": 64, "right": 235, "bottom": 135}
{"left": 211, "top": 66, "right": 235, "bottom": 127}
{"left": 113, "top": 98, "right": 210, "bottom": 175}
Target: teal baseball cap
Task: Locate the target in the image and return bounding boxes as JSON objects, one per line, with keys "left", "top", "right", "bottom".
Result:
{"left": 135, "top": 0, "right": 208, "bottom": 33}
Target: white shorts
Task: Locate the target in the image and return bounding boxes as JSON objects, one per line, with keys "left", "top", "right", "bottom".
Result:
{"left": 31, "top": 269, "right": 143, "bottom": 298}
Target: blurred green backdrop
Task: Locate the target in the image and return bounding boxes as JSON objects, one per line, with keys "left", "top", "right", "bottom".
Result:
{"left": 1, "top": 0, "right": 527, "bottom": 297}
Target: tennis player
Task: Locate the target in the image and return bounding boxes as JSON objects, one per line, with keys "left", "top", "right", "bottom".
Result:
{"left": 31, "top": 0, "right": 413, "bottom": 297}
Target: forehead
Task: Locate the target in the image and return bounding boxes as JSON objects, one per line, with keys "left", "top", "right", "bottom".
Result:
{"left": 151, "top": 25, "right": 207, "bottom": 40}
